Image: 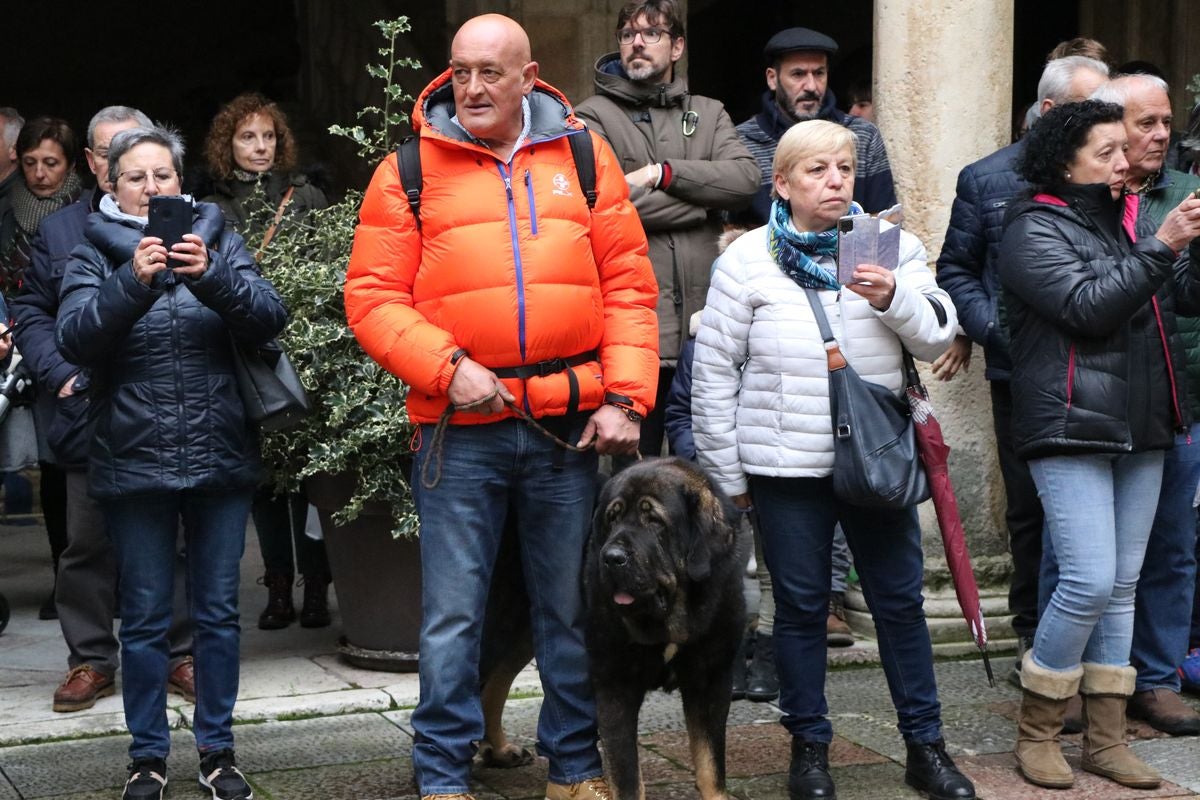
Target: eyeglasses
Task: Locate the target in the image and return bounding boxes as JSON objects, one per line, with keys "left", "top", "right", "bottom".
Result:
{"left": 117, "top": 169, "right": 178, "bottom": 189}
{"left": 617, "top": 27, "right": 668, "bottom": 45}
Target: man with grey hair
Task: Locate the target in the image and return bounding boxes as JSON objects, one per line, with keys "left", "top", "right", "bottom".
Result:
{"left": 11, "top": 105, "right": 195, "bottom": 715}
{"left": 935, "top": 52, "right": 1109, "bottom": 693}
{"left": 1038, "top": 73, "right": 1200, "bottom": 736}
{"left": 0, "top": 107, "right": 25, "bottom": 245}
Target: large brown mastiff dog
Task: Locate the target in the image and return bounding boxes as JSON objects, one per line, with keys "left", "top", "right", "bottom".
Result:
{"left": 584, "top": 457, "right": 747, "bottom": 800}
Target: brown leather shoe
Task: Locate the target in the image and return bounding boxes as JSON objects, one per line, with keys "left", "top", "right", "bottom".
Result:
{"left": 52, "top": 664, "right": 115, "bottom": 712}
{"left": 1128, "top": 687, "right": 1200, "bottom": 736}
{"left": 167, "top": 656, "right": 196, "bottom": 703}
{"left": 827, "top": 593, "right": 854, "bottom": 647}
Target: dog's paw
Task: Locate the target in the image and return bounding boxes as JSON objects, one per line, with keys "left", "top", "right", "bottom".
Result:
{"left": 476, "top": 740, "right": 534, "bottom": 769}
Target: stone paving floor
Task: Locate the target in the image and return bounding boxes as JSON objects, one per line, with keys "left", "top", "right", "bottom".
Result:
{"left": 3, "top": 523, "right": 1200, "bottom": 799}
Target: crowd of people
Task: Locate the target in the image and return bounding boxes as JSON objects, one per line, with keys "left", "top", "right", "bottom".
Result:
{"left": 2, "top": 2, "right": 1200, "bottom": 800}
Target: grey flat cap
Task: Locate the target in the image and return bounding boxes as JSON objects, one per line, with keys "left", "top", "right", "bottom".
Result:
{"left": 763, "top": 27, "right": 839, "bottom": 60}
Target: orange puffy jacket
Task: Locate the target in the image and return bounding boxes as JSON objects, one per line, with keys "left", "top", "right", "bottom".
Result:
{"left": 345, "top": 71, "right": 659, "bottom": 425}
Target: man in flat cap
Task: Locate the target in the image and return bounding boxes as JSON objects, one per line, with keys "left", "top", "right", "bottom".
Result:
{"left": 735, "top": 26, "right": 897, "bottom": 223}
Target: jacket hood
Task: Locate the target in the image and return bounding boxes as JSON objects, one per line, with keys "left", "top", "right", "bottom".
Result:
{"left": 86, "top": 200, "right": 226, "bottom": 263}
{"left": 591, "top": 52, "right": 689, "bottom": 108}
{"left": 412, "top": 68, "right": 582, "bottom": 148}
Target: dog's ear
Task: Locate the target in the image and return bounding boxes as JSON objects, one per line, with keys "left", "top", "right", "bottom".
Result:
{"left": 683, "top": 468, "right": 730, "bottom": 582}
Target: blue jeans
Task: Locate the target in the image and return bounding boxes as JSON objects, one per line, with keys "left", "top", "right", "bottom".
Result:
{"left": 1133, "top": 428, "right": 1200, "bottom": 690}
{"left": 1029, "top": 450, "right": 1163, "bottom": 671}
{"left": 750, "top": 475, "right": 943, "bottom": 744}
{"left": 104, "top": 488, "right": 253, "bottom": 760}
{"left": 410, "top": 419, "right": 603, "bottom": 795}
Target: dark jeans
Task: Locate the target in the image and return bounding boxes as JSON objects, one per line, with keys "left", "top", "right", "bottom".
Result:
{"left": 1193, "top": 527, "right": 1200, "bottom": 650}
{"left": 1131, "top": 427, "right": 1200, "bottom": 689}
{"left": 251, "top": 488, "right": 329, "bottom": 579}
{"left": 104, "top": 488, "right": 253, "bottom": 760}
{"left": 59, "top": 471, "right": 191, "bottom": 675}
{"left": 991, "top": 381, "right": 1044, "bottom": 639}
{"left": 750, "top": 474, "right": 943, "bottom": 744}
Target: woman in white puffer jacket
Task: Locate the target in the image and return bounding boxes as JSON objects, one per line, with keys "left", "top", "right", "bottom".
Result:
{"left": 691, "top": 119, "right": 972, "bottom": 800}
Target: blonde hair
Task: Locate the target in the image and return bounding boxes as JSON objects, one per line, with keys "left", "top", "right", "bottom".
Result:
{"left": 771, "top": 119, "right": 856, "bottom": 198}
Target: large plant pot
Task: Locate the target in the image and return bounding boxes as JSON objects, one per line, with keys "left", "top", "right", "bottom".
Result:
{"left": 305, "top": 471, "right": 421, "bottom": 672}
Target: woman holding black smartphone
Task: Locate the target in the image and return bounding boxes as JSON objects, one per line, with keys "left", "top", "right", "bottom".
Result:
{"left": 56, "top": 125, "right": 286, "bottom": 800}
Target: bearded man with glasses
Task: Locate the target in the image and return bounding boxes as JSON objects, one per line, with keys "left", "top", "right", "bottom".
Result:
{"left": 575, "top": 0, "right": 759, "bottom": 464}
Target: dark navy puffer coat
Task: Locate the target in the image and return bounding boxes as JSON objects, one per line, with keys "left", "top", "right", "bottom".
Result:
{"left": 998, "top": 184, "right": 1200, "bottom": 461}
{"left": 56, "top": 201, "right": 287, "bottom": 499}
{"left": 935, "top": 140, "right": 1027, "bottom": 381}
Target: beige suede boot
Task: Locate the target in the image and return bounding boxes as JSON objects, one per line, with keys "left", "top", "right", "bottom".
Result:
{"left": 1015, "top": 653, "right": 1083, "bottom": 789}
{"left": 1079, "top": 663, "right": 1161, "bottom": 789}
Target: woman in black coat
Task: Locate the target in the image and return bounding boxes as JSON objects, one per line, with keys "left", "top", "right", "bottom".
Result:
{"left": 999, "top": 100, "right": 1200, "bottom": 792}
{"left": 202, "top": 92, "right": 331, "bottom": 631}
{"left": 56, "top": 125, "right": 286, "bottom": 800}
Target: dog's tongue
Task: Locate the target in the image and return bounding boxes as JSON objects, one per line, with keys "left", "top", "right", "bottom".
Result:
{"left": 613, "top": 591, "right": 636, "bottom": 606}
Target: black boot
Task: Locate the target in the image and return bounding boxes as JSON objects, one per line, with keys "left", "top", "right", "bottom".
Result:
{"left": 258, "top": 572, "right": 295, "bottom": 630}
{"left": 746, "top": 632, "right": 779, "bottom": 702}
{"left": 788, "top": 739, "right": 835, "bottom": 799}
{"left": 731, "top": 628, "right": 751, "bottom": 700}
{"left": 299, "top": 574, "right": 332, "bottom": 628}
{"left": 904, "top": 739, "right": 976, "bottom": 800}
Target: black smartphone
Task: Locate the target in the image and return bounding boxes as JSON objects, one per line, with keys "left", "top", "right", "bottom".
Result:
{"left": 146, "top": 196, "right": 193, "bottom": 270}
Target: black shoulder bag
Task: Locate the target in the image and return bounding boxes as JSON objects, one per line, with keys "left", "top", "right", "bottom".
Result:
{"left": 803, "top": 288, "right": 929, "bottom": 508}
{"left": 230, "top": 337, "right": 312, "bottom": 433}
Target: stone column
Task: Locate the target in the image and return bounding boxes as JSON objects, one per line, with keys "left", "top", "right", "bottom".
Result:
{"left": 843, "top": 1, "right": 1018, "bottom": 653}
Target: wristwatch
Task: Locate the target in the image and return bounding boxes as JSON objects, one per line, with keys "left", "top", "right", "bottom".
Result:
{"left": 603, "top": 392, "right": 643, "bottom": 423}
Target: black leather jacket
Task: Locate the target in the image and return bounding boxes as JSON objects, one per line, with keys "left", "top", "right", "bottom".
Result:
{"left": 998, "top": 184, "right": 1200, "bottom": 460}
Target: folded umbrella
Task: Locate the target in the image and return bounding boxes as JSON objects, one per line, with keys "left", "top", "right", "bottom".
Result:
{"left": 903, "top": 354, "right": 994, "bottom": 686}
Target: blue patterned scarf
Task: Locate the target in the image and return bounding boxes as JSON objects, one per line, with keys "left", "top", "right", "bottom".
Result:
{"left": 768, "top": 197, "right": 864, "bottom": 290}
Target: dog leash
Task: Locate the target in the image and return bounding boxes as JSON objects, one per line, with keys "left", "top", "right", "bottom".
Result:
{"left": 421, "top": 398, "right": 610, "bottom": 490}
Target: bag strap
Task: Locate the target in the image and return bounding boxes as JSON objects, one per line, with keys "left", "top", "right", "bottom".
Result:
{"left": 395, "top": 131, "right": 596, "bottom": 226}
{"left": 803, "top": 288, "right": 848, "bottom": 372}
{"left": 256, "top": 185, "right": 296, "bottom": 259}
{"left": 396, "top": 135, "right": 423, "bottom": 230}
{"left": 567, "top": 130, "right": 597, "bottom": 211}
{"left": 805, "top": 286, "right": 925, "bottom": 386}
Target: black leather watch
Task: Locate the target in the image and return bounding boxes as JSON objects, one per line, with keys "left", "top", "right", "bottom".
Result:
{"left": 606, "top": 402, "right": 643, "bottom": 423}
{"left": 603, "top": 392, "right": 643, "bottom": 423}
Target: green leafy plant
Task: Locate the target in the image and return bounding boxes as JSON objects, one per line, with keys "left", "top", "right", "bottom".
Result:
{"left": 253, "top": 16, "right": 423, "bottom": 536}
{"left": 1191, "top": 73, "right": 1200, "bottom": 107}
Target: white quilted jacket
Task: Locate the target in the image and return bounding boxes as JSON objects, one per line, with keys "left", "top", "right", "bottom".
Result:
{"left": 692, "top": 224, "right": 957, "bottom": 498}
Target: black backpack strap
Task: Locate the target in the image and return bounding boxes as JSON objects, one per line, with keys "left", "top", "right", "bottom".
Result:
{"left": 396, "top": 136, "right": 423, "bottom": 230}
{"left": 567, "top": 130, "right": 597, "bottom": 211}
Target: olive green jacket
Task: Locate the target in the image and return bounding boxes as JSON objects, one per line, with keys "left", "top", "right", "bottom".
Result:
{"left": 575, "top": 54, "right": 759, "bottom": 365}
